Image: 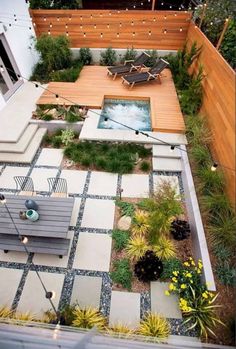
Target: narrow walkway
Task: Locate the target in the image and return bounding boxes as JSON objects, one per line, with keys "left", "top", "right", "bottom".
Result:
{"left": 0, "top": 82, "right": 45, "bottom": 143}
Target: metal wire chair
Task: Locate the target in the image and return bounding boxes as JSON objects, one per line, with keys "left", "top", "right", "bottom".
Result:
{"left": 14, "top": 176, "right": 35, "bottom": 196}
{"left": 47, "top": 177, "right": 68, "bottom": 198}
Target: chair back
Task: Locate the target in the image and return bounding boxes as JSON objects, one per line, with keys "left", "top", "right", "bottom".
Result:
{"left": 14, "top": 176, "right": 34, "bottom": 194}
{"left": 133, "top": 52, "right": 150, "bottom": 66}
{"left": 150, "top": 58, "right": 169, "bottom": 75}
{"left": 47, "top": 178, "right": 68, "bottom": 197}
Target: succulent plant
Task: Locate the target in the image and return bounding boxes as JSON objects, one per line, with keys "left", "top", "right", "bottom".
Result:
{"left": 134, "top": 250, "right": 163, "bottom": 282}
{"left": 170, "top": 219, "right": 191, "bottom": 241}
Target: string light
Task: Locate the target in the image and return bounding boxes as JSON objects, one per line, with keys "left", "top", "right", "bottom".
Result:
{"left": 50, "top": 22, "right": 52, "bottom": 28}
{"left": 80, "top": 15, "right": 82, "bottom": 20}
{"left": 45, "top": 291, "right": 56, "bottom": 300}
{"left": 90, "top": 14, "right": 93, "bottom": 19}
{"left": 211, "top": 163, "right": 218, "bottom": 172}
{"left": 153, "top": 18, "right": 156, "bottom": 22}
{"left": 104, "top": 117, "right": 108, "bottom": 125}
{"left": 164, "top": 15, "right": 167, "bottom": 20}
{"left": 132, "top": 32, "right": 135, "bottom": 37}
{"left": 0, "top": 65, "right": 4, "bottom": 73}
{"left": 148, "top": 30, "right": 152, "bottom": 36}
{"left": 55, "top": 94, "right": 59, "bottom": 101}
{"left": 43, "top": 17, "right": 46, "bottom": 21}
{"left": 65, "top": 23, "right": 68, "bottom": 29}
{"left": 20, "top": 236, "right": 28, "bottom": 244}
{"left": 94, "top": 24, "right": 96, "bottom": 29}
{"left": 131, "top": 21, "right": 134, "bottom": 26}
{"left": 100, "top": 32, "right": 103, "bottom": 38}
{"left": 57, "top": 16, "right": 59, "bottom": 21}
{"left": 142, "top": 19, "right": 145, "bottom": 24}
{"left": 117, "top": 32, "right": 120, "bottom": 38}
{"left": 48, "top": 29, "right": 51, "bottom": 35}
{"left": 135, "top": 130, "right": 139, "bottom": 136}
{"left": 107, "top": 24, "right": 110, "bottom": 29}
{"left": 80, "top": 24, "right": 83, "bottom": 29}
{"left": 170, "top": 145, "right": 175, "bottom": 152}
{"left": 180, "top": 27, "right": 183, "bottom": 32}
{"left": 119, "top": 22, "right": 122, "bottom": 27}
{"left": 164, "top": 29, "right": 167, "bottom": 34}
{"left": 83, "top": 32, "right": 86, "bottom": 38}
{"left": 66, "top": 31, "right": 69, "bottom": 36}
{"left": 69, "top": 16, "right": 72, "bottom": 21}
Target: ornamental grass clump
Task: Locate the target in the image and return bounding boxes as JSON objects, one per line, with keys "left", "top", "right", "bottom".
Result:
{"left": 138, "top": 313, "right": 170, "bottom": 339}
{"left": 153, "top": 236, "right": 176, "bottom": 261}
{"left": 72, "top": 306, "right": 106, "bottom": 330}
{"left": 131, "top": 210, "right": 150, "bottom": 237}
{"left": 126, "top": 236, "right": 149, "bottom": 261}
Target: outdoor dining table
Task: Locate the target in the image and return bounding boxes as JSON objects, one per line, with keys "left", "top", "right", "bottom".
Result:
{"left": 0, "top": 194, "right": 75, "bottom": 239}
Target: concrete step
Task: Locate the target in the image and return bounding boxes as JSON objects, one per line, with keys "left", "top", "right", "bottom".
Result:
{"left": 152, "top": 144, "right": 181, "bottom": 158}
{"left": 0, "top": 128, "right": 47, "bottom": 164}
{"left": 152, "top": 157, "right": 182, "bottom": 172}
{"left": 0, "top": 124, "right": 38, "bottom": 153}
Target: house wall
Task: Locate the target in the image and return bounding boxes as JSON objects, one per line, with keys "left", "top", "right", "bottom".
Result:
{"left": 0, "top": 1, "right": 38, "bottom": 110}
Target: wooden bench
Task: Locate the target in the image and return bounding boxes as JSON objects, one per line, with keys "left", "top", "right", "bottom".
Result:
{"left": 0, "top": 234, "right": 71, "bottom": 258}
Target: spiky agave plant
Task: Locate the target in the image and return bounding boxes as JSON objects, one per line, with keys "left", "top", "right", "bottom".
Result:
{"left": 153, "top": 236, "right": 176, "bottom": 261}
{"left": 183, "top": 286, "right": 224, "bottom": 338}
{"left": 0, "top": 306, "right": 13, "bottom": 318}
{"left": 72, "top": 307, "right": 106, "bottom": 330}
{"left": 126, "top": 236, "right": 149, "bottom": 261}
{"left": 107, "top": 322, "right": 134, "bottom": 337}
{"left": 138, "top": 313, "right": 170, "bottom": 339}
{"left": 131, "top": 210, "right": 150, "bottom": 237}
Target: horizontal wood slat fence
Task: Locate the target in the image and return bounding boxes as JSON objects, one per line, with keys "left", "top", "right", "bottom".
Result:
{"left": 186, "top": 23, "right": 236, "bottom": 205}
{"left": 30, "top": 10, "right": 191, "bottom": 50}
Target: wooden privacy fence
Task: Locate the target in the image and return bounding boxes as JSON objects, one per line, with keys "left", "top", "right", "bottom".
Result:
{"left": 30, "top": 10, "right": 191, "bottom": 50}
{"left": 186, "top": 22, "right": 236, "bottom": 205}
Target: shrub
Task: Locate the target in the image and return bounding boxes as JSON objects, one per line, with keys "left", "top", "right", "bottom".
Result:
{"left": 220, "top": 20, "right": 236, "bottom": 70}
{"left": 179, "top": 66, "right": 203, "bottom": 115}
{"left": 80, "top": 155, "right": 92, "bottom": 167}
{"left": 72, "top": 306, "right": 106, "bottom": 329}
{"left": 153, "top": 237, "right": 176, "bottom": 261}
{"left": 100, "top": 47, "right": 117, "bottom": 66}
{"left": 208, "top": 210, "right": 236, "bottom": 249}
{"left": 131, "top": 210, "right": 149, "bottom": 237}
{"left": 160, "top": 258, "right": 183, "bottom": 280}
{"left": 200, "top": 192, "right": 233, "bottom": 217}
{"left": 29, "top": 0, "right": 82, "bottom": 9}
{"left": 79, "top": 48, "right": 92, "bottom": 65}
{"left": 185, "top": 115, "right": 212, "bottom": 146}
{"left": 138, "top": 313, "right": 170, "bottom": 339}
{"left": 50, "top": 65, "right": 83, "bottom": 82}
{"left": 51, "top": 135, "right": 63, "bottom": 148}
{"left": 65, "top": 111, "right": 80, "bottom": 123}
{"left": 123, "top": 47, "right": 137, "bottom": 63}
{"left": 61, "top": 128, "right": 75, "bottom": 146}
{"left": 190, "top": 144, "right": 211, "bottom": 167}
{"left": 112, "top": 230, "right": 130, "bottom": 251}
{"left": 30, "top": 62, "right": 50, "bottom": 82}
{"left": 145, "top": 50, "right": 158, "bottom": 67}
{"left": 107, "top": 323, "right": 134, "bottom": 336}
{"left": 34, "top": 34, "right": 72, "bottom": 72}
{"left": 215, "top": 262, "right": 236, "bottom": 287}
{"left": 126, "top": 236, "right": 149, "bottom": 261}
{"left": 213, "top": 244, "right": 233, "bottom": 261}
{"left": 110, "top": 259, "right": 132, "bottom": 290}
{"left": 115, "top": 200, "right": 135, "bottom": 217}
{"left": 170, "top": 219, "right": 191, "bottom": 241}
{"left": 134, "top": 250, "right": 163, "bottom": 282}
{"left": 181, "top": 287, "right": 224, "bottom": 339}
{"left": 139, "top": 160, "right": 150, "bottom": 172}
{"left": 42, "top": 114, "right": 53, "bottom": 121}
{"left": 197, "top": 167, "right": 225, "bottom": 195}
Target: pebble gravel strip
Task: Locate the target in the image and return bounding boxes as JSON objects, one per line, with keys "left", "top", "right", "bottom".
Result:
{"left": 0, "top": 155, "right": 193, "bottom": 337}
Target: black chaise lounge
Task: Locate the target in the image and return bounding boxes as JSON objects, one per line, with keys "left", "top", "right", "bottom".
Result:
{"left": 107, "top": 52, "right": 150, "bottom": 80}
{"left": 121, "top": 58, "right": 169, "bottom": 88}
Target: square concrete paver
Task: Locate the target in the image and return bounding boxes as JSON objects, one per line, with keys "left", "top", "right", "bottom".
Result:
{"left": 70, "top": 198, "right": 81, "bottom": 226}
{"left": 60, "top": 170, "right": 87, "bottom": 194}
{"left": 17, "top": 271, "right": 64, "bottom": 317}
{"left": 32, "top": 231, "right": 73, "bottom": 268}
{"left": 109, "top": 291, "right": 140, "bottom": 329}
{"left": 30, "top": 168, "right": 58, "bottom": 192}
{"left": 81, "top": 198, "right": 115, "bottom": 230}
{"left": 0, "top": 166, "right": 30, "bottom": 190}
{"left": 36, "top": 148, "right": 63, "bottom": 167}
{"left": 0, "top": 250, "right": 28, "bottom": 263}
{"left": 88, "top": 171, "right": 118, "bottom": 196}
{"left": 73, "top": 232, "right": 112, "bottom": 271}
{"left": 121, "top": 174, "right": 149, "bottom": 198}
{"left": 0, "top": 268, "right": 23, "bottom": 306}
{"left": 153, "top": 175, "right": 180, "bottom": 196}
{"left": 70, "top": 275, "right": 102, "bottom": 308}
{"left": 151, "top": 281, "right": 182, "bottom": 319}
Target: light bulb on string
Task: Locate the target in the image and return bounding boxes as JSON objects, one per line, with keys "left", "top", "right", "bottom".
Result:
{"left": 33, "top": 22, "right": 36, "bottom": 27}
{"left": 132, "top": 32, "right": 135, "bottom": 37}
{"left": 50, "top": 22, "right": 52, "bottom": 28}
{"left": 45, "top": 291, "right": 56, "bottom": 300}
{"left": 153, "top": 17, "right": 156, "bottom": 22}
{"left": 48, "top": 29, "right": 51, "bottom": 35}
{"left": 0, "top": 194, "right": 6, "bottom": 204}
{"left": 117, "top": 32, "right": 120, "bottom": 38}
{"left": 80, "top": 24, "right": 83, "bottom": 29}
{"left": 94, "top": 24, "right": 96, "bottom": 29}
{"left": 83, "top": 32, "right": 86, "bottom": 37}
{"left": 148, "top": 30, "right": 151, "bottom": 36}
{"left": 0, "top": 65, "right": 4, "bottom": 73}
{"left": 133, "top": 5, "right": 136, "bottom": 8}
{"left": 90, "top": 14, "right": 93, "bottom": 19}
{"left": 104, "top": 117, "right": 108, "bottom": 125}
{"left": 80, "top": 15, "right": 82, "bottom": 20}
{"left": 180, "top": 27, "right": 183, "bottom": 32}
{"left": 170, "top": 145, "right": 175, "bottom": 152}
{"left": 20, "top": 236, "right": 28, "bottom": 244}
{"left": 69, "top": 16, "right": 72, "bottom": 21}
{"left": 55, "top": 94, "right": 59, "bottom": 101}
{"left": 17, "top": 74, "right": 23, "bottom": 81}
{"left": 43, "top": 17, "right": 46, "bottom": 21}
{"left": 119, "top": 22, "right": 122, "bottom": 27}
{"left": 211, "top": 163, "right": 218, "bottom": 171}
{"left": 135, "top": 130, "right": 139, "bottom": 136}
{"left": 100, "top": 32, "right": 103, "bottom": 38}
{"left": 65, "top": 23, "right": 68, "bottom": 29}
{"left": 174, "top": 13, "right": 177, "bottom": 16}
{"left": 143, "top": 19, "right": 145, "bottom": 24}
{"left": 57, "top": 17, "right": 59, "bottom": 21}
{"left": 107, "top": 23, "right": 110, "bottom": 28}
{"left": 163, "top": 29, "right": 167, "bottom": 34}
{"left": 66, "top": 31, "right": 69, "bottom": 36}
{"left": 131, "top": 21, "right": 134, "bottom": 26}
{"left": 164, "top": 15, "right": 167, "bottom": 20}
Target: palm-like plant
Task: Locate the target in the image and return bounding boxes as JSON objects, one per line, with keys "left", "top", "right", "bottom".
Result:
{"left": 72, "top": 307, "right": 106, "bottom": 330}
{"left": 138, "top": 313, "right": 170, "bottom": 339}
{"left": 183, "top": 287, "right": 224, "bottom": 338}
{"left": 131, "top": 210, "right": 150, "bottom": 237}
{"left": 126, "top": 236, "right": 149, "bottom": 260}
{"left": 153, "top": 237, "right": 176, "bottom": 261}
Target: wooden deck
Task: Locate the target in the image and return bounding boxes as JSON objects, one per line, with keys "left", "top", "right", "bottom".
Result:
{"left": 37, "top": 66, "right": 185, "bottom": 133}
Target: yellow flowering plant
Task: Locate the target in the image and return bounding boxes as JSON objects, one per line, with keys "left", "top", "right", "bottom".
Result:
{"left": 165, "top": 257, "right": 206, "bottom": 301}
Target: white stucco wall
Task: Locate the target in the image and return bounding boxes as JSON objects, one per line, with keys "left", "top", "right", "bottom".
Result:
{"left": 0, "top": 0, "right": 39, "bottom": 109}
